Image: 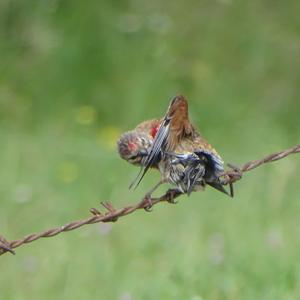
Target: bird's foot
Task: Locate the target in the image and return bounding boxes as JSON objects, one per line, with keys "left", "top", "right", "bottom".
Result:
{"left": 165, "top": 189, "right": 181, "bottom": 204}
{"left": 226, "top": 163, "right": 242, "bottom": 183}
{"left": 219, "top": 163, "right": 242, "bottom": 185}
{"left": 139, "top": 193, "right": 153, "bottom": 212}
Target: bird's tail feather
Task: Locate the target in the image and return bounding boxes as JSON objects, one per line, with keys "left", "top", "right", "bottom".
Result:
{"left": 207, "top": 181, "right": 233, "bottom": 197}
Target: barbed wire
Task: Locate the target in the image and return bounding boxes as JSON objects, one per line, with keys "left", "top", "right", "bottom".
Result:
{"left": 220, "top": 144, "right": 300, "bottom": 184}
{"left": 0, "top": 144, "right": 299, "bottom": 257}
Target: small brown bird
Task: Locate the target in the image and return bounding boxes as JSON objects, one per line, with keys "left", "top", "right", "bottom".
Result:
{"left": 117, "top": 95, "right": 230, "bottom": 199}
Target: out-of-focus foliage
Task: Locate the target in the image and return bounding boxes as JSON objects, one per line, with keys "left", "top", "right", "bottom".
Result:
{"left": 0, "top": 1, "right": 299, "bottom": 299}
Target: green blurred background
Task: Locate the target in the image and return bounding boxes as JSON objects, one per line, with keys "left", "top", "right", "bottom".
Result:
{"left": 1, "top": 0, "right": 300, "bottom": 299}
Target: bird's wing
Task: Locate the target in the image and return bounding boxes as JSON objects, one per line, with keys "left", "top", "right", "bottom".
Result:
{"left": 194, "top": 150, "right": 232, "bottom": 197}
{"left": 129, "top": 115, "right": 171, "bottom": 189}
{"left": 194, "top": 145, "right": 225, "bottom": 174}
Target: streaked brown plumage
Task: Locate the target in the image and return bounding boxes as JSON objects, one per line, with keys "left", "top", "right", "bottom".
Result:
{"left": 117, "top": 95, "right": 230, "bottom": 198}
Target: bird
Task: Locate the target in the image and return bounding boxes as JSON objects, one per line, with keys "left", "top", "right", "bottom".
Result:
{"left": 117, "top": 95, "right": 231, "bottom": 201}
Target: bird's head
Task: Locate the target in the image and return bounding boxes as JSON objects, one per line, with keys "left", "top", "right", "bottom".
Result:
{"left": 117, "top": 131, "right": 152, "bottom": 166}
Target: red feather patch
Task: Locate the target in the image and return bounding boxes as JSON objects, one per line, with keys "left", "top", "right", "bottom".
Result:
{"left": 150, "top": 123, "right": 160, "bottom": 138}
{"left": 128, "top": 142, "right": 136, "bottom": 151}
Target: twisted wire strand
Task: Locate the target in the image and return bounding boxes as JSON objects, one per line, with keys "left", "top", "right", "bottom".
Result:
{"left": 0, "top": 144, "right": 299, "bottom": 256}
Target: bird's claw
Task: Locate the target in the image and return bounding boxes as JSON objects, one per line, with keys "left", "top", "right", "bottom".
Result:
{"left": 165, "top": 189, "right": 180, "bottom": 204}
{"left": 219, "top": 163, "right": 242, "bottom": 185}
{"left": 227, "top": 163, "right": 242, "bottom": 183}
{"left": 140, "top": 194, "right": 153, "bottom": 212}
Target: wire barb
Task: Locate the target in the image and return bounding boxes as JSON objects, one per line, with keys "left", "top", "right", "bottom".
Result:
{"left": 0, "top": 143, "right": 299, "bottom": 257}
{"left": 0, "top": 235, "right": 15, "bottom": 255}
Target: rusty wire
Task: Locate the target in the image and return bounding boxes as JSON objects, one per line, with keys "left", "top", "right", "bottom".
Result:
{"left": 0, "top": 144, "right": 299, "bottom": 257}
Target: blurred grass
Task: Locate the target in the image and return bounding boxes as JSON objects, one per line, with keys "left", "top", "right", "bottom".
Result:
{"left": 0, "top": 0, "right": 300, "bottom": 299}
